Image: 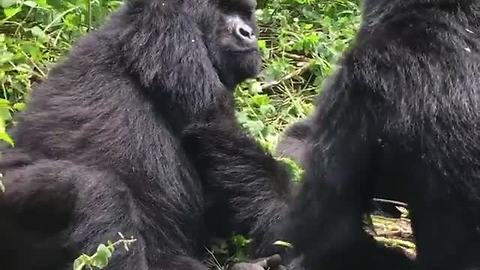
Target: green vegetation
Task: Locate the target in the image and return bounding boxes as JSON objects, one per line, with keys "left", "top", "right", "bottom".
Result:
{"left": 237, "top": 0, "right": 360, "bottom": 150}
{"left": 73, "top": 233, "right": 136, "bottom": 270}
{"left": 0, "top": 0, "right": 414, "bottom": 268}
{"left": 0, "top": 0, "right": 121, "bottom": 145}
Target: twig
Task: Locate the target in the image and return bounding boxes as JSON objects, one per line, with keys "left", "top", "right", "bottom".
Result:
{"left": 373, "top": 198, "right": 408, "bottom": 207}
{"left": 282, "top": 52, "right": 310, "bottom": 62}
{"left": 375, "top": 236, "right": 416, "bottom": 259}
{"left": 204, "top": 247, "right": 224, "bottom": 270}
{"left": 261, "top": 61, "right": 313, "bottom": 90}
{"left": 375, "top": 236, "right": 416, "bottom": 250}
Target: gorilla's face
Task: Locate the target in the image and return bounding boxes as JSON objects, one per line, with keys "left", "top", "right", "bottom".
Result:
{"left": 192, "top": 0, "right": 262, "bottom": 88}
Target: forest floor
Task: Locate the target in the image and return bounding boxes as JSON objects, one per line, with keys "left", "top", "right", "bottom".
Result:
{"left": 371, "top": 213, "right": 416, "bottom": 258}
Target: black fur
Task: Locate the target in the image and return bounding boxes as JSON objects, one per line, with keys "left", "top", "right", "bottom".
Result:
{"left": 0, "top": 0, "right": 290, "bottom": 269}
{"left": 276, "top": 117, "right": 404, "bottom": 218}
{"left": 285, "top": 0, "right": 480, "bottom": 269}
{"left": 186, "top": 0, "right": 480, "bottom": 269}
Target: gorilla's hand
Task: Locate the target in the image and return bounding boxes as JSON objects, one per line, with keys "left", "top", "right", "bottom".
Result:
{"left": 182, "top": 121, "right": 267, "bottom": 167}
{"left": 230, "top": 255, "right": 285, "bottom": 270}
{"left": 182, "top": 121, "right": 247, "bottom": 154}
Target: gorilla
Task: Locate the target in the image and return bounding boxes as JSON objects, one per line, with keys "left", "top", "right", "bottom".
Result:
{"left": 184, "top": 0, "right": 480, "bottom": 269}
{"left": 0, "top": 0, "right": 293, "bottom": 269}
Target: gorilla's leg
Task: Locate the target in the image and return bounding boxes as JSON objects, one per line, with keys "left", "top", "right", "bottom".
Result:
{"left": 407, "top": 171, "right": 480, "bottom": 270}
{"left": 0, "top": 159, "right": 208, "bottom": 270}
{"left": 289, "top": 156, "right": 410, "bottom": 269}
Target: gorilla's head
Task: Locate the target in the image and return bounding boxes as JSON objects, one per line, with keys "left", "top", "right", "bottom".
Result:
{"left": 187, "top": 0, "right": 262, "bottom": 88}
{"left": 117, "top": 0, "right": 261, "bottom": 91}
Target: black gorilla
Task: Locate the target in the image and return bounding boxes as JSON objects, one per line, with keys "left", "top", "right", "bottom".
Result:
{"left": 185, "top": 0, "right": 480, "bottom": 269}
{"left": 0, "top": 0, "right": 293, "bottom": 269}
{"left": 284, "top": 0, "right": 480, "bottom": 268}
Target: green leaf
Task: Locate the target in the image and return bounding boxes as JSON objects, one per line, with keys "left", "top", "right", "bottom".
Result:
{"left": 231, "top": 235, "right": 252, "bottom": 248}
{"left": 73, "top": 254, "right": 90, "bottom": 270}
{"left": 257, "top": 39, "right": 267, "bottom": 50}
{"left": 92, "top": 244, "right": 113, "bottom": 268}
{"left": 273, "top": 240, "right": 294, "bottom": 249}
{"left": 3, "top": 6, "right": 22, "bottom": 18}
{"left": 0, "top": 0, "right": 16, "bottom": 8}
{"left": 23, "top": 1, "right": 37, "bottom": 7}
{"left": 249, "top": 81, "right": 262, "bottom": 94}
{"left": 0, "top": 132, "right": 14, "bottom": 146}
{"left": 278, "top": 157, "right": 304, "bottom": 182}
{"left": 34, "top": 0, "right": 49, "bottom": 8}
{"left": 29, "top": 26, "right": 48, "bottom": 41}
{"left": 0, "top": 107, "right": 12, "bottom": 122}
{"left": 13, "top": 102, "right": 26, "bottom": 111}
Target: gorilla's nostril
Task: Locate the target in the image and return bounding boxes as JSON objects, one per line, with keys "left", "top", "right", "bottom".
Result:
{"left": 236, "top": 24, "right": 256, "bottom": 42}
{"left": 239, "top": 27, "right": 253, "bottom": 39}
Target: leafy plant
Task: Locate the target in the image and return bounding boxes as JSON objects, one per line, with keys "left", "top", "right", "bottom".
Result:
{"left": 236, "top": 0, "right": 360, "bottom": 152}
{"left": 207, "top": 234, "right": 254, "bottom": 270}
{"left": 73, "top": 233, "right": 136, "bottom": 270}
{"left": 278, "top": 157, "right": 304, "bottom": 182}
{"left": 0, "top": 0, "right": 121, "bottom": 145}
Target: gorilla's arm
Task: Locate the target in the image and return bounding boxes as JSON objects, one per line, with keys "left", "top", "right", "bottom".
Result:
{"left": 182, "top": 123, "right": 293, "bottom": 255}
{"left": 0, "top": 157, "right": 156, "bottom": 270}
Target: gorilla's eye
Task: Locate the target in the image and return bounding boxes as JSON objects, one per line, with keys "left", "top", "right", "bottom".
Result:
{"left": 220, "top": 0, "right": 256, "bottom": 17}
{"left": 239, "top": 9, "right": 253, "bottom": 18}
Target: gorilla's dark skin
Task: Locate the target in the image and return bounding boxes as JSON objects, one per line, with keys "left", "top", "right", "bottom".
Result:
{"left": 185, "top": 0, "right": 480, "bottom": 269}
{"left": 0, "top": 0, "right": 294, "bottom": 269}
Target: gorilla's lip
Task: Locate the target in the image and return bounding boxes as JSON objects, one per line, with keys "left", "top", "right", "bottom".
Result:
{"left": 228, "top": 48, "right": 259, "bottom": 54}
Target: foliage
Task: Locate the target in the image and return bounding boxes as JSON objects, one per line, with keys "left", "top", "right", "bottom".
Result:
{"left": 206, "top": 235, "right": 253, "bottom": 270}
{"left": 236, "top": 0, "right": 360, "bottom": 151}
{"left": 0, "top": 0, "right": 121, "bottom": 145}
{"left": 278, "top": 157, "right": 304, "bottom": 182}
{"left": 73, "top": 233, "right": 136, "bottom": 270}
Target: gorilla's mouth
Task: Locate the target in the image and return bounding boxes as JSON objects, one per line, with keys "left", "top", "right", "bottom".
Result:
{"left": 228, "top": 48, "right": 259, "bottom": 54}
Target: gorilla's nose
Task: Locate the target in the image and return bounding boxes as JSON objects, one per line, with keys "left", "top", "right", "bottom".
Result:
{"left": 235, "top": 23, "right": 256, "bottom": 43}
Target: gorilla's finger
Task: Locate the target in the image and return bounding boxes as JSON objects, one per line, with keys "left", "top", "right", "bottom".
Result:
{"left": 230, "top": 262, "right": 264, "bottom": 270}
{"left": 251, "top": 258, "right": 268, "bottom": 268}
{"left": 266, "top": 254, "right": 282, "bottom": 268}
